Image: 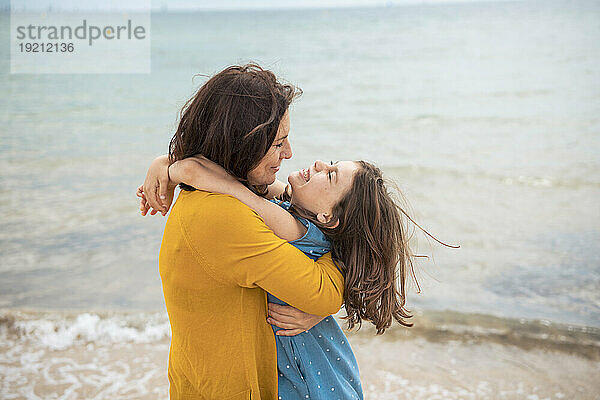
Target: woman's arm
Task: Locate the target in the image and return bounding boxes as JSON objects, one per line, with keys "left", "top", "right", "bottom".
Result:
{"left": 169, "top": 157, "right": 305, "bottom": 242}
{"left": 173, "top": 192, "right": 344, "bottom": 317}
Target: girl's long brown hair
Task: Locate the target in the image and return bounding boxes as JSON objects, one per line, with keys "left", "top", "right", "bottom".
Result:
{"left": 281, "top": 161, "right": 418, "bottom": 334}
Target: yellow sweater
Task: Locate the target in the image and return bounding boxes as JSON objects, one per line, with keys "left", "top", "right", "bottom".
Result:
{"left": 159, "top": 190, "right": 345, "bottom": 399}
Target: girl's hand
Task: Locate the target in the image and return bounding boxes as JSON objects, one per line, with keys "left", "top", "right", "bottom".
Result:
{"left": 137, "top": 185, "right": 152, "bottom": 215}
{"left": 267, "top": 303, "right": 326, "bottom": 336}
{"left": 138, "top": 155, "right": 175, "bottom": 216}
{"left": 137, "top": 185, "right": 172, "bottom": 216}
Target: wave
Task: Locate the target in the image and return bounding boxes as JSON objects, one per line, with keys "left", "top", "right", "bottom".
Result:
{"left": 351, "top": 309, "right": 600, "bottom": 361}
{"left": 2, "top": 308, "right": 598, "bottom": 360}
{"left": 0, "top": 309, "right": 170, "bottom": 350}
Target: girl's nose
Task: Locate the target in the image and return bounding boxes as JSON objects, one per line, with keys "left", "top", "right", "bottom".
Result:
{"left": 314, "top": 160, "right": 326, "bottom": 171}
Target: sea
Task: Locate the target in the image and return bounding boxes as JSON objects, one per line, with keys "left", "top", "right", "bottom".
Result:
{"left": 1, "top": 0, "right": 599, "bottom": 398}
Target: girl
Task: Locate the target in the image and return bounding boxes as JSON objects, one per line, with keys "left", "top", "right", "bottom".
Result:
{"left": 140, "top": 155, "right": 417, "bottom": 399}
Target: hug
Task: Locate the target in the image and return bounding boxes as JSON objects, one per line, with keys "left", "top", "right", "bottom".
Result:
{"left": 138, "top": 63, "right": 414, "bottom": 399}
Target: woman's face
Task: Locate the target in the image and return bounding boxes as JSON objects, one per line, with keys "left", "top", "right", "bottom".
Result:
{"left": 247, "top": 111, "right": 292, "bottom": 186}
{"left": 288, "top": 160, "right": 359, "bottom": 221}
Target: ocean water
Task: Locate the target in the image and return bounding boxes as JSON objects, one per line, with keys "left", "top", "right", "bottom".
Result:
{"left": 1, "top": 0, "right": 600, "bottom": 398}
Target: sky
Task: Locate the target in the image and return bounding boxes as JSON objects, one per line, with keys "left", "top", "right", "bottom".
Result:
{"left": 5, "top": 0, "right": 519, "bottom": 11}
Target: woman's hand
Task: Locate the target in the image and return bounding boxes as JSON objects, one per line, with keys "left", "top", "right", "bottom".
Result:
{"left": 267, "top": 303, "right": 326, "bottom": 336}
{"left": 137, "top": 155, "right": 176, "bottom": 216}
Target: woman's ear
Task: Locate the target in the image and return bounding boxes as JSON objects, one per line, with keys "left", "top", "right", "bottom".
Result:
{"left": 317, "top": 212, "right": 339, "bottom": 228}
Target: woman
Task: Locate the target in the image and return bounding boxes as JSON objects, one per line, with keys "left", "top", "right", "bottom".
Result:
{"left": 141, "top": 64, "right": 345, "bottom": 399}
{"left": 143, "top": 152, "right": 418, "bottom": 399}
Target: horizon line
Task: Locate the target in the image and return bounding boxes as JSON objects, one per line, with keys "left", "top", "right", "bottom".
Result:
{"left": 4, "top": 0, "right": 525, "bottom": 13}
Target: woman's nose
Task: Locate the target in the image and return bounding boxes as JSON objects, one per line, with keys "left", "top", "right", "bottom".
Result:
{"left": 280, "top": 140, "right": 292, "bottom": 160}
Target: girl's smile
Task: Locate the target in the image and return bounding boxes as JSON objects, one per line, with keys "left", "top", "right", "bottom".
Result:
{"left": 300, "top": 168, "right": 310, "bottom": 182}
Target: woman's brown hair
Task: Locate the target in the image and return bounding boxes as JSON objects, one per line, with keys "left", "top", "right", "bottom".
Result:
{"left": 280, "top": 161, "right": 417, "bottom": 334}
{"left": 169, "top": 63, "right": 301, "bottom": 193}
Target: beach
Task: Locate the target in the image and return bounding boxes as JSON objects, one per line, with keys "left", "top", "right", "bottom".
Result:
{"left": 1, "top": 0, "right": 599, "bottom": 397}
{"left": 2, "top": 310, "right": 598, "bottom": 399}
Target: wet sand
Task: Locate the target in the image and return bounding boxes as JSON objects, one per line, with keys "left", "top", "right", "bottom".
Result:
{"left": 2, "top": 321, "right": 598, "bottom": 399}
{"left": 355, "top": 336, "right": 599, "bottom": 400}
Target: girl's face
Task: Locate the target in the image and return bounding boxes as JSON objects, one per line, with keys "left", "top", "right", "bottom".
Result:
{"left": 288, "top": 160, "right": 359, "bottom": 224}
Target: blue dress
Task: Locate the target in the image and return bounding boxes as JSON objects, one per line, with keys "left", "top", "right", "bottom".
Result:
{"left": 269, "top": 201, "right": 363, "bottom": 400}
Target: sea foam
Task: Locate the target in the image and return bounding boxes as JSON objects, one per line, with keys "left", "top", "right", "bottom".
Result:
{"left": 0, "top": 310, "right": 171, "bottom": 350}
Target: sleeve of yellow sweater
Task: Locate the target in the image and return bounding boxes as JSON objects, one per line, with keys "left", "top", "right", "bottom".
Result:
{"left": 178, "top": 192, "right": 345, "bottom": 317}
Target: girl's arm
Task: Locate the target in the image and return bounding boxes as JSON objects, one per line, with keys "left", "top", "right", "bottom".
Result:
{"left": 169, "top": 157, "right": 306, "bottom": 242}
{"left": 137, "top": 154, "right": 289, "bottom": 214}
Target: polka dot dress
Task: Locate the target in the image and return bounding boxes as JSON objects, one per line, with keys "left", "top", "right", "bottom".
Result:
{"left": 270, "top": 201, "right": 363, "bottom": 400}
